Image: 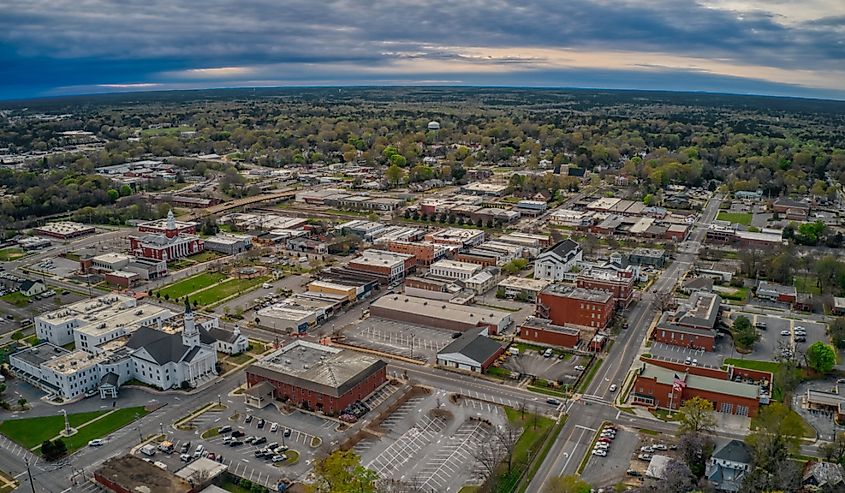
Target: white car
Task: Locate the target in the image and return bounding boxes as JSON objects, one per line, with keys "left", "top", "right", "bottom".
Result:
{"left": 594, "top": 442, "right": 609, "bottom": 449}
{"left": 271, "top": 454, "right": 287, "bottom": 462}
{"left": 780, "top": 330, "right": 791, "bottom": 336}
{"left": 180, "top": 454, "right": 191, "bottom": 462}
{"left": 609, "top": 384, "right": 618, "bottom": 392}
{"left": 88, "top": 439, "right": 105, "bottom": 447}
{"left": 592, "top": 449, "right": 607, "bottom": 457}
{"left": 574, "top": 365, "right": 586, "bottom": 371}
{"left": 270, "top": 422, "right": 279, "bottom": 433}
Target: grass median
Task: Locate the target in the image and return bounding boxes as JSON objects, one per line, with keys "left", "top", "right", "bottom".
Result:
{"left": 157, "top": 272, "right": 228, "bottom": 300}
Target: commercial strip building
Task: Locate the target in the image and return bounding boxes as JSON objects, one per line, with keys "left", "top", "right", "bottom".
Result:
{"left": 80, "top": 253, "right": 168, "bottom": 286}
{"left": 386, "top": 241, "right": 448, "bottom": 266}
{"left": 346, "top": 249, "right": 416, "bottom": 283}
{"left": 424, "top": 228, "right": 485, "bottom": 248}
{"left": 631, "top": 362, "right": 763, "bottom": 417}
{"left": 537, "top": 285, "right": 614, "bottom": 329}
{"left": 369, "top": 294, "right": 513, "bottom": 334}
{"left": 34, "top": 221, "right": 95, "bottom": 239}
{"left": 203, "top": 233, "right": 253, "bottom": 255}
{"left": 245, "top": 340, "right": 387, "bottom": 414}
{"left": 756, "top": 280, "right": 798, "bottom": 303}
{"left": 651, "top": 292, "right": 722, "bottom": 351}
{"left": 429, "top": 259, "right": 482, "bottom": 281}
{"left": 497, "top": 276, "right": 550, "bottom": 301}
{"left": 436, "top": 327, "right": 504, "bottom": 373}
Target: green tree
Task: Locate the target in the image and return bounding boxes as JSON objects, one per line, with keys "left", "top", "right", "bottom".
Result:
{"left": 677, "top": 396, "right": 716, "bottom": 433}
{"left": 806, "top": 341, "right": 837, "bottom": 373}
{"left": 385, "top": 164, "right": 405, "bottom": 187}
{"left": 312, "top": 450, "right": 378, "bottom": 493}
{"left": 830, "top": 318, "right": 845, "bottom": 350}
{"left": 502, "top": 258, "right": 528, "bottom": 275}
{"left": 107, "top": 189, "right": 119, "bottom": 202}
{"left": 733, "top": 316, "right": 759, "bottom": 351}
{"left": 643, "top": 193, "right": 654, "bottom": 206}
{"left": 118, "top": 184, "right": 132, "bottom": 197}
{"left": 544, "top": 474, "right": 591, "bottom": 493}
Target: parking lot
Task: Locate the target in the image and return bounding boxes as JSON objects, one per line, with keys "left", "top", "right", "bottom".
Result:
{"left": 502, "top": 350, "right": 587, "bottom": 387}
{"left": 580, "top": 426, "right": 641, "bottom": 487}
{"left": 343, "top": 318, "right": 455, "bottom": 362}
{"left": 162, "top": 398, "right": 345, "bottom": 484}
{"left": 649, "top": 341, "right": 725, "bottom": 368}
{"left": 30, "top": 256, "right": 81, "bottom": 279}
{"left": 357, "top": 388, "right": 507, "bottom": 492}
{"left": 731, "top": 312, "right": 826, "bottom": 362}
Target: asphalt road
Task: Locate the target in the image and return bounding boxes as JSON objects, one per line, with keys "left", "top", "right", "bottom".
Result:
{"left": 527, "top": 192, "right": 724, "bottom": 491}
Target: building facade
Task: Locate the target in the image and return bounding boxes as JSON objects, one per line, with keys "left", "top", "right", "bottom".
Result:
{"left": 537, "top": 286, "right": 614, "bottom": 329}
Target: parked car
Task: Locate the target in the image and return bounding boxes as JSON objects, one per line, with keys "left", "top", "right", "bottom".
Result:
{"left": 271, "top": 454, "right": 287, "bottom": 462}
{"left": 626, "top": 470, "right": 643, "bottom": 477}
{"left": 284, "top": 428, "right": 292, "bottom": 438}
{"left": 598, "top": 437, "right": 613, "bottom": 443}
{"left": 180, "top": 442, "right": 191, "bottom": 454}
{"left": 254, "top": 449, "right": 266, "bottom": 458}
{"left": 546, "top": 398, "right": 561, "bottom": 406}
{"left": 640, "top": 446, "right": 654, "bottom": 453}
{"left": 231, "top": 430, "right": 245, "bottom": 438}
{"left": 609, "top": 384, "right": 618, "bottom": 392}
{"left": 653, "top": 444, "right": 667, "bottom": 451}
{"left": 254, "top": 436, "right": 267, "bottom": 445}
{"left": 257, "top": 418, "right": 265, "bottom": 429}
{"left": 574, "top": 365, "right": 586, "bottom": 371}
{"left": 637, "top": 454, "right": 653, "bottom": 461}
{"left": 228, "top": 440, "right": 243, "bottom": 447}
{"left": 180, "top": 454, "right": 192, "bottom": 462}
{"left": 270, "top": 423, "right": 279, "bottom": 433}
{"left": 274, "top": 445, "right": 289, "bottom": 453}
{"left": 592, "top": 449, "right": 607, "bottom": 457}
{"left": 84, "top": 389, "right": 99, "bottom": 398}
{"left": 244, "top": 415, "right": 253, "bottom": 423}
{"left": 594, "top": 442, "right": 609, "bottom": 449}
{"left": 219, "top": 425, "right": 232, "bottom": 434}
{"left": 780, "top": 330, "right": 791, "bottom": 336}
{"left": 543, "top": 348, "right": 553, "bottom": 358}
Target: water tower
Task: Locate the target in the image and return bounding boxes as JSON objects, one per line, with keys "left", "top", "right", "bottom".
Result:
{"left": 427, "top": 121, "right": 440, "bottom": 131}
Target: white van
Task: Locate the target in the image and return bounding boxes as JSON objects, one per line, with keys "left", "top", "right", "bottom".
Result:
{"left": 193, "top": 444, "right": 204, "bottom": 458}
{"left": 508, "top": 347, "right": 520, "bottom": 356}
{"left": 140, "top": 444, "right": 157, "bottom": 457}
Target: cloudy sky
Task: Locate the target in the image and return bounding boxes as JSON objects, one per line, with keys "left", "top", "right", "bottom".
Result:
{"left": 1, "top": 0, "right": 844, "bottom": 100}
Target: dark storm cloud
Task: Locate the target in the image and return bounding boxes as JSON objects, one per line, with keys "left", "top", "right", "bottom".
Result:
{"left": 0, "top": 0, "right": 842, "bottom": 99}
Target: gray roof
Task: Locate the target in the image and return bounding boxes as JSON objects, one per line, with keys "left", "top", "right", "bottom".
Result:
{"left": 19, "top": 279, "right": 42, "bottom": 292}
{"left": 438, "top": 328, "right": 503, "bottom": 364}
{"left": 683, "top": 277, "right": 714, "bottom": 292}
{"left": 11, "top": 343, "right": 69, "bottom": 367}
{"left": 207, "top": 327, "right": 241, "bottom": 344}
{"left": 100, "top": 372, "right": 119, "bottom": 386}
{"left": 547, "top": 239, "right": 581, "bottom": 260}
{"left": 712, "top": 439, "right": 752, "bottom": 465}
{"left": 126, "top": 326, "right": 191, "bottom": 365}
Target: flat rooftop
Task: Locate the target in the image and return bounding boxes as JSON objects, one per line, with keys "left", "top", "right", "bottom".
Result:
{"left": 431, "top": 259, "right": 482, "bottom": 273}
{"left": 370, "top": 294, "right": 512, "bottom": 326}
{"left": 92, "top": 252, "right": 133, "bottom": 263}
{"left": 640, "top": 363, "right": 759, "bottom": 400}
{"left": 498, "top": 276, "right": 550, "bottom": 291}
{"left": 249, "top": 340, "right": 385, "bottom": 397}
{"left": 35, "top": 221, "right": 94, "bottom": 234}
{"left": 353, "top": 249, "right": 413, "bottom": 266}
{"left": 11, "top": 343, "right": 70, "bottom": 367}
{"left": 541, "top": 285, "right": 613, "bottom": 303}
{"left": 520, "top": 316, "right": 580, "bottom": 336}
{"left": 96, "top": 455, "right": 192, "bottom": 493}
{"left": 43, "top": 350, "right": 108, "bottom": 375}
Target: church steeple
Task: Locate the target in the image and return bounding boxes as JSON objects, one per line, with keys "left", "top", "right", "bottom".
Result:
{"left": 166, "top": 208, "right": 176, "bottom": 230}
{"left": 182, "top": 298, "right": 199, "bottom": 347}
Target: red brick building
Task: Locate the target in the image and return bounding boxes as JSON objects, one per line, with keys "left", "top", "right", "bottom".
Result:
{"left": 136, "top": 210, "right": 197, "bottom": 238}
{"left": 387, "top": 241, "right": 447, "bottom": 266}
{"left": 537, "top": 286, "right": 614, "bottom": 329}
{"left": 245, "top": 341, "right": 387, "bottom": 414}
{"left": 129, "top": 234, "right": 203, "bottom": 261}
{"left": 576, "top": 267, "right": 635, "bottom": 308}
{"left": 651, "top": 292, "right": 721, "bottom": 351}
{"left": 518, "top": 317, "right": 580, "bottom": 348}
{"left": 631, "top": 362, "right": 762, "bottom": 417}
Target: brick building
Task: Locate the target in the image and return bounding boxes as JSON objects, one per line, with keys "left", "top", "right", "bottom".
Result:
{"left": 536, "top": 285, "right": 614, "bottom": 329}
{"left": 129, "top": 233, "right": 203, "bottom": 261}
{"left": 369, "top": 294, "right": 512, "bottom": 334}
{"left": 631, "top": 362, "right": 762, "bottom": 417}
{"left": 651, "top": 292, "right": 722, "bottom": 351}
{"left": 245, "top": 340, "right": 387, "bottom": 414}
{"left": 387, "top": 241, "right": 448, "bottom": 266}
{"left": 576, "top": 267, "right": 635, "bottom": 308}
{"left": 518, "top": 317, "right": 580, "bottom": 348}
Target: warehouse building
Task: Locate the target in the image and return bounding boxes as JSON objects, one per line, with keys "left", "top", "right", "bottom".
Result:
{"left": 34, "top": 221, "right": 95, "bottom": 239}
{"left": 436, "top": 327, "right": 504, "bottom": 373}
{"left": 517, "top": 317, "right": 581, "bottom": 348}
{"left": 245, "top": 340, "right": 387, "bottom": 414}
{"left": 369, "top": 294, "right": 513, "bottom": 334}
{"left": 203, "top": 233, "right": 252, "bottom": 255}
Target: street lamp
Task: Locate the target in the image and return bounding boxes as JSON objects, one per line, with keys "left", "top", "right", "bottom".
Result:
{"left": 218, "top": 394, "right": 222, "bottom": 406}
{"left": 159, "top": 422, "right": 164, "bottom": 435}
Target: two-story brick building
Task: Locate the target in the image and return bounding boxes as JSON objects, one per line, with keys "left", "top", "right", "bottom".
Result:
{"left": 536, "top": 285, "right": 614, "bottom": 329}
{"left": 651, "top": 292, "right": 722, "bottom": 351}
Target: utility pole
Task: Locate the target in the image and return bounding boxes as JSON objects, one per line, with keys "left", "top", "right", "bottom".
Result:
{"left": 25, "top": 459, "right": 35, "bottom": 493}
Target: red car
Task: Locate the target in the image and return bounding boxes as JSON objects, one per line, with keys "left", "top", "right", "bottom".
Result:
{"left": 598, "top": 437, "right": 613, "bottom": 443}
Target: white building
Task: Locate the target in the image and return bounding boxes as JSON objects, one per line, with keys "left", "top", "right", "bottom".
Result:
{"left": 533, "top": 239, "right": 583, "bottom": 281}
{"left": 206, "top": 325, "right": 249, "bottom": 355}
{"left": 430, "top": 259, "right": 482, "bottom": 280}
{"left": 35, "top": 294, "right": 174, "bottom": 347}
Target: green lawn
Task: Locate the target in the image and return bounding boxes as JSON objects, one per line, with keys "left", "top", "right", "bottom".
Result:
{"left": 191, "top": 276, "right": 269, "bottom": 306}
{"left": 60, "top": 407, "right": 150, "bottom": 452}
{"left": 795, "top": 275, "right": 821, "bottom": 295}
{"left": 0, "top": 248, "right": 24, "bottom": 261}
{"left": 724, "top": 358, "right": 794, "bottom": 401}
{"left": 0, "top": 410, "right": 108, "bottom": 448}
{"left": 486, "top": 366, "right": 512, "bottom": 379}
{"left": 220, "top": 478, "right": 254, "bottom": 493}
{"left": 717, "top": 211, "right": 753, "bottom": 226}
{"left": 0, "top": 292, "right": 30, "bottom": 307}
{"left": 188, "top": 251, "right": 225, "bottom": 263}
{"left": 157, "top": 272, "right": 227, "bottom": 300}
{"left": 717, "top": 286, "right": 750, "bottom": 303}
{"left": 751, "top": 407, "right": 815, "bottom": 438}
{"left": 496, "top": 407, "right": 556, "bottom": 492}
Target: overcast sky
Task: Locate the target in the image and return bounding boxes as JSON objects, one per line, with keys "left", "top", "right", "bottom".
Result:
{"left": 1, "top": 0, "right": 844, "bottom": 100}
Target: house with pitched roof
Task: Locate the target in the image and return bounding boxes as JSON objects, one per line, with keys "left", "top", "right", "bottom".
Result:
{"left": 706, "top": 440, "right": 753, "bottom": 492}
{"left": 533, "top": 239, "right": 583, "bottom": 281}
